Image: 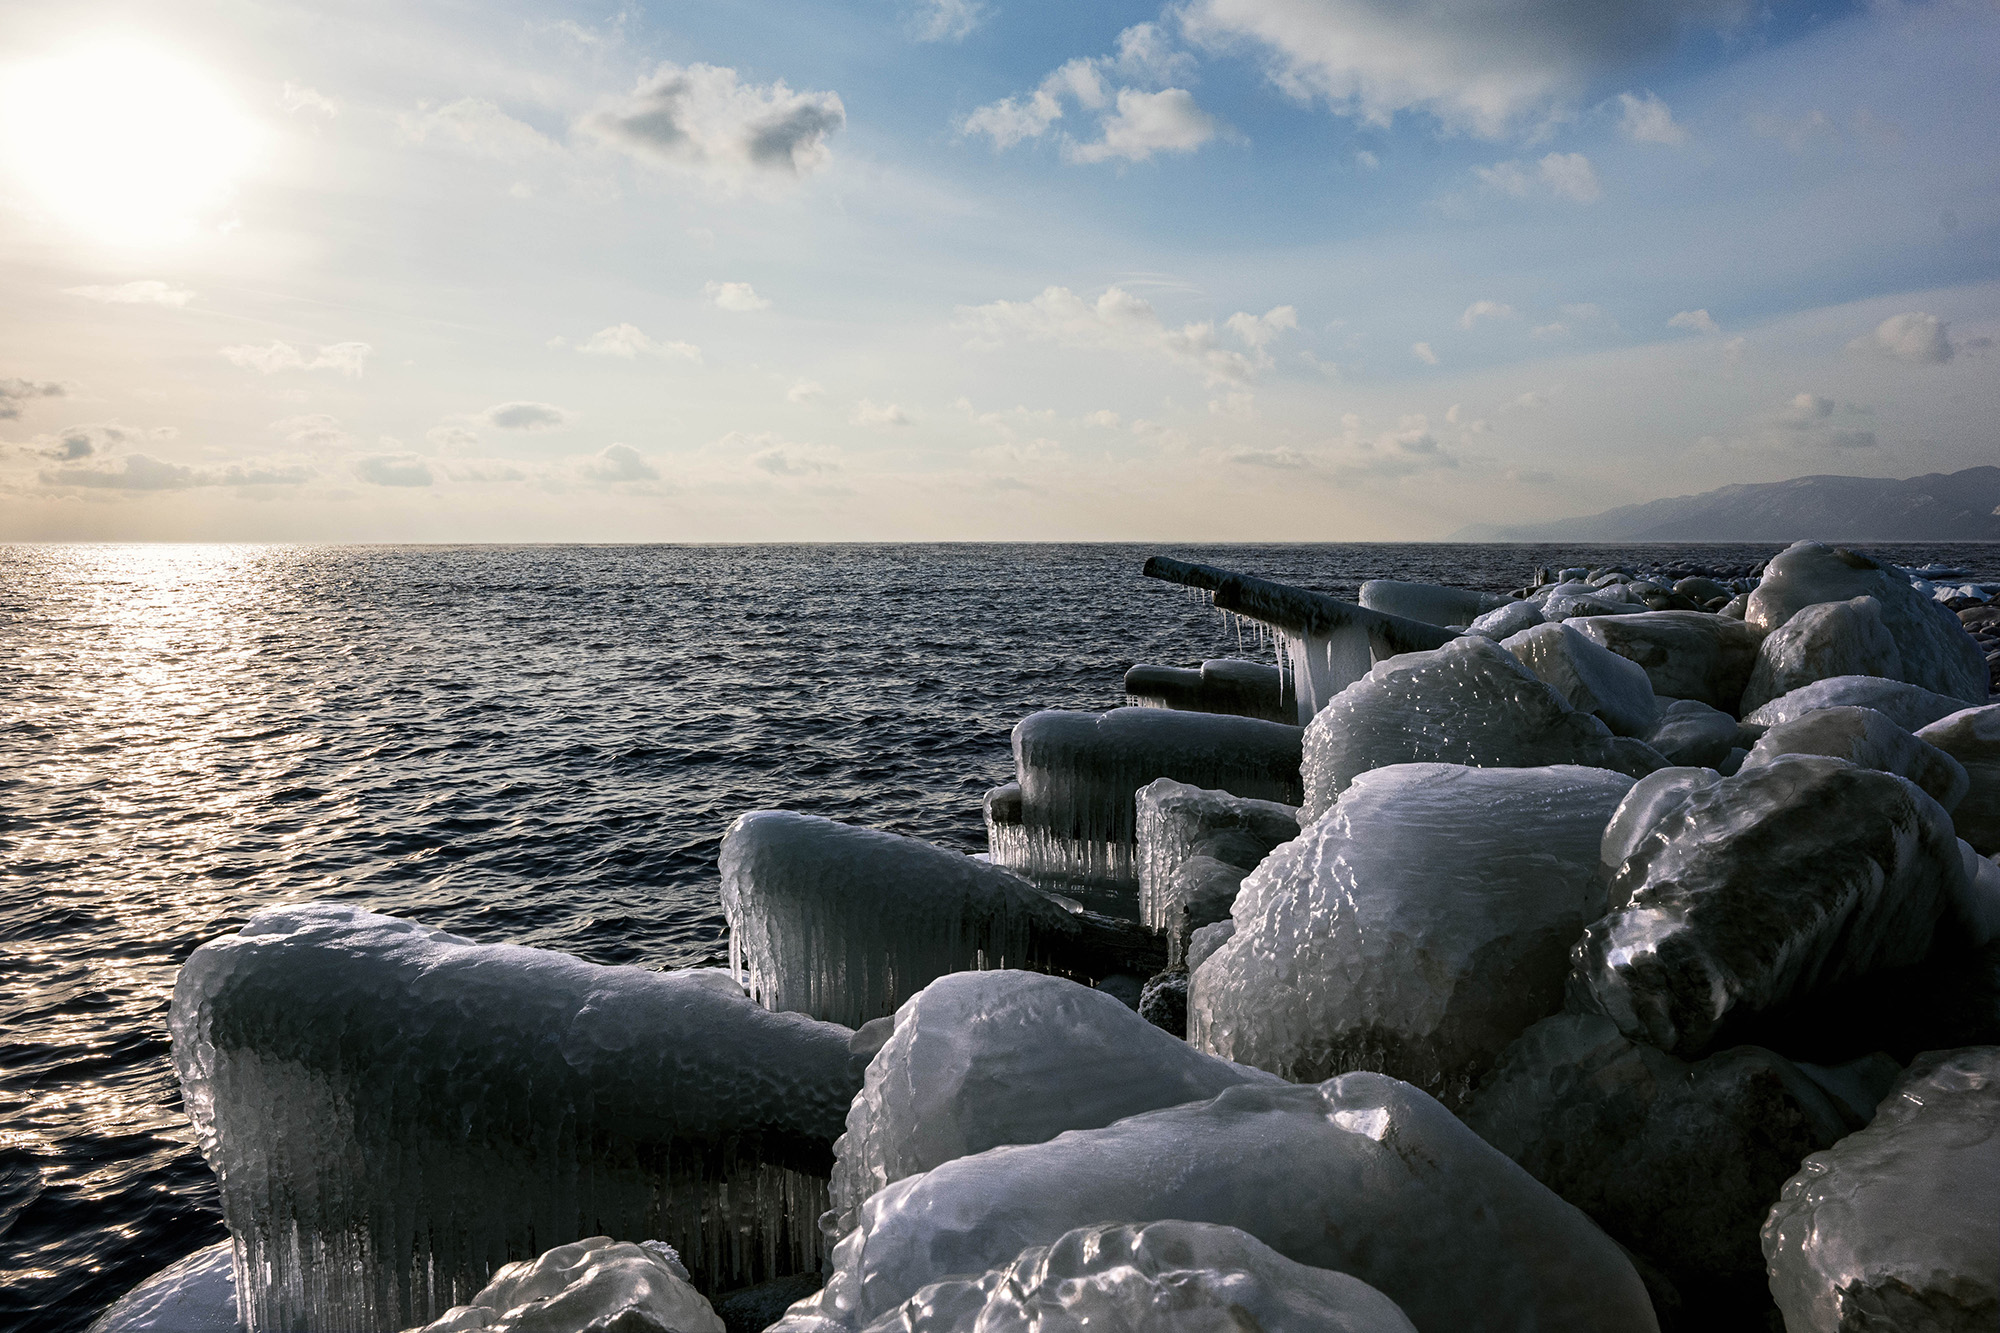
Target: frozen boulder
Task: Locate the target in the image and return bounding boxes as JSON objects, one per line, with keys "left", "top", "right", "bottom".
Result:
{"left": 89, "top": 1241, "right": 239, "bottom": 1333}
{"left": 171, "top": 903, "right": 861, "bottom": 1331}
{"left": 841, "top": 1220, "right": 1418, "bottom": 1333}
{"left": 1123, "top": 658, "right": 1295, "bottom": 725}
{"left": 1463, "top": 1014, "right": 1849, "bottom": 1320}
{"left": 1298, "top": 635, "right": 1663, "bottom": 818}
{"left": 1570, "top": 756, "right": 1967, "bottom": 1057}
{"left": 1743, "top": 675, "right": 1971, "bottom": 733}
{"left": 1747, "top": 542, "right": 1988, "bottom": 705}
{"left": 1466, "top": 597, "right": 1544, "bottom": 640}
{"left": 1191, "top": 763, "right": 1637, "bottom": 1108}
{"left": 1643, "top": 699, "right": 1742, "bottom": 770}
{"left": 1360, "top": 578, "right": 1510, "bottom": 628}
{"left": 1763, "top": 1047, "right": 1999, "bottom": 1333}
{"left": 1135, "top": 777, "right": 1300, "bottom": 940}
{"left": 1919, "top": 705, "right": 2000, "bottom": 854}
{"left": 793, "top": 1073, "right": 1658, "bottom": 1333}
{"left": 1742, "top": 706, "right": 1968, "bottom": 812}
{"left": 404, "top": 1237, "right": 724, "bottom": 1333}
{"left": 1568, "top": 611, "right": 1765, "bottom": 713}
{"left": 1503, "top": 621, "right": 1661, "bottom": 737}
{"left": 1186, "top": 919, "right": 1234, "bottom": 970}
{"left": 826, "top": 970, "right": 1277, "bottom": 1238}
{"left": 1739, "top": 595, "right": 1901, "bottom": 715}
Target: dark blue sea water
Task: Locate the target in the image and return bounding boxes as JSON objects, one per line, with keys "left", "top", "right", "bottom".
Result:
{"left": 5, "top": 541, "right": 1997, "bottom": 1332}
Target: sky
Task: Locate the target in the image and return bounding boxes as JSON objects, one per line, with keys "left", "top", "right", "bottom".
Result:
{"left": 0, "top": 0, "right": 1995, "bottom": 541}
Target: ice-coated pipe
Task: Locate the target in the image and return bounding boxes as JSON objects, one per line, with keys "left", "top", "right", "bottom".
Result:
{"left": 1141, "top": 556, "right": 1460, "bottom": 656}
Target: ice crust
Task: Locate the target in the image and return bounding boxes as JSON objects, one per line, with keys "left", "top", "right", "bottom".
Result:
{"left": 89, "top": 1240, "right": 240, "bottom": 1332}
{"left": 1642, "top": 698, "right": 1742, "bottom": 769}
{"left": 170, "top": 903, "right": 861, "bottom": 1332}
{"left": 1502, "top": 620, "right": 1661, "bottom": 737}
{"left": 1742, "top": 705, "right": 1968, "bottom": 811}
{"left": 1466, "top": 598, "right": 1545, "bottom": 639}
{"left": 1739, "top": 595, "right": 1901, "bottom": 715}
{"left": 1298, "top": 635, "right": 1664, "bottom": 819}
{"left": 721, "top": 811, "right": 1084, "bottom": 1028}
{"left": 1190, "top": 763, "right": 1636, "bottom": 1108}
{"left": 403, "top": 1237, "right": 724, "bottom": 1333}
{"left": 1571, "top": 755, "right": 1967, "bottom": 1056}
{"left": 1742, "top": 673, "right": 1973, "bottom": 733}
{"left": 844, "top": 1220, "right": 1418, "bottom": 1333}
{"left": 1134, "top": 777, "right": 1300, "bottom": 939}
{"left": 1122, "top": 658, "right": 1296, "bottom": 724}
{"left": 825, "top": 971, "right": 1278, "bottom": 1238}
{"left": 1359, "top": 578, "right": 1510, "bottom": 628}
{"left": 1919, "top": 705, "right": 2000, "bottom": 854}
{"left": 1762, "top": 1046, "right": 2000, "bottom": 1333}
{"left": 1567, "top": 611, "right": 1766, "bottom": 712}
{"left": 789, "top": 1072, "right": 1659, "bottom": 1333}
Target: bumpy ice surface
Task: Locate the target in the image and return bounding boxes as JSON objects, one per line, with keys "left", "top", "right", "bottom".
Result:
{"left": 88, "top": 1240, "right": 239, "bottom": 1333}
{"left": 1358, "top": 578, "right": 1509, "bottom": 628}
{"left": 1502, "top": 621, "right": 1660, "bottom": 737}
{"left": 1134, "top": 777, "right": 1300, "bottom": 934}
{"left": 404, "top": 1237, "right": 723, "bottom": 1333}
{"left": 1567, "top": 611, "right": 1765, "bottom": 712}
{"left": 1739, "top": 595, "right": 1901, "bottom": 714}
{"left": 1742, "top": 674, "right": 1974, "bottom": 732}
{"left": 1742, "top": 705, "right": 1968, "bottom": 811}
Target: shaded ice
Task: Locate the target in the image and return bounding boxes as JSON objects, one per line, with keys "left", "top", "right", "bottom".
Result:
{"left": 1642, "top": 699, "right": 1742, "bottom": 770}
{"left": 1134, "top": 777, "right": 1300, "bottom": 939}
{"left": 1567, "top": 611, "right": 1765, "bottom": 713}
{"left": 1502, "top": 620, "right": 1660, "bottom": 737}
{"left": 1919, "top": 705, "right": 2000, "bottom": 855}
{"left": 403, "top": 1237, "right": 722, "bottom": 1333}
{"left": 1742, "top": 705, "right": 1968, "bottom": 811}
{"left": 1743, "top": 674, "right": 1973, "bottom": 733}
{"left": 1358, "top": 578, "right": 1509, "bottom": 629}
{"left": 90, "top": 1240, "right": 240, "bottom": 1333}
{"left": 1739, "top": 595, "right": 1901, "bottom": 715}
{"left": 1122, "top": 658, "right": 1296, "bottom": 725}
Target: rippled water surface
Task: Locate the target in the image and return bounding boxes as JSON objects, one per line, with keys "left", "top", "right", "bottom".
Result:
{"left": 5, "top": 540, "right": 1996, "bottom": 1331}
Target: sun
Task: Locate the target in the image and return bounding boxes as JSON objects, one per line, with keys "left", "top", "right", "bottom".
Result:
{"left": 0, "top": 41, "right": 257, "bottom": 247}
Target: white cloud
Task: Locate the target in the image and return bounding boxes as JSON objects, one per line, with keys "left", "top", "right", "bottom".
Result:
{"left": 40, "top": 452, "right": 310, "bottom": 490}
{"left": 1411, "top": 341, "right": 1438, "bottom": 364}
{"left": 851, "top": 399, "right": 912, "bottom": 427}
{"left": 1618, "top": 91, "right": 1686, "bottom": 145}
{"left": 705, "top": 280, "right": 771, "bottom": 312}
{"left": 1847, "top": 311, "right": 1963, "bottom": 366}
{"left": 1067, "top": 88, "right": 1219, "bottom": 164}
{"left": 0, "top": 377, "right": 65, "bottom": 420}
{"left": 962, "top": 59, "right": 1106, "bottom": 149}
{"left": 352, "top": 454, "right": 434, "bottom": 486}
{"left": 427, "top": 424, "right": 481, "bottom": 453}
{"left": 1355, "top": 149, "right": 1379, "bottom": 168}
{"left": 438, "top": 458, "right": 525, "bottom": 483}
{"left": 576, "top": 323, "right": 702, "bottom": 361}
{"left": 579, "top": 442, "right": 660, "bottom": 482}
{"left": 482, "top": 401, "right": 572, "bottom": 430}
{"left": 1746, "top": 391, "right": 1877, "bottom": 450}
{"left": 1476, "top": 151, "right": 1600, "bottom": 203}
{"left": 64, "top": 280, "right": 193, "bottom": 306}
{"left": 399, "top": 99, "right": 557, "bottom": 159}
{"left": 220, "top": 341, "right": 373, "bottom": 376}
{"left": 1226, "top": 305, "right": 1298, "bottom": 348}
{"left": 272, "top": 414, "right": 351, "bottom": 451}
{"left": 1668, "top": 308, "right": 1720, "bottom": 334}
{"left": 283, "top": 83, "right": 339, "bottom": 117}
{"left": 588, "top": 63, "right": 845, "bottom": 183}
{"left": 962, "top": 25, "right": 1211, "bottom": 163}
{"left": 956, "top": 285, "right": 1279, "bottom": 384}
{"left": 1084, "top": 409, "right": 1123, "bottom": 428}
{"left": 913, "top": 0, "right": 986, "bottom": 41}
{"left": 22, "top": 421, "right": 173, "bottom": 460}
{"left": 1459, "top": 300, "right": 1515, "bottom": 330}
{"left": 786, "top": 380, "right": 824, "bottom": 403}
{"left": 720, "top": 431, "right": 843, "bottom": 476}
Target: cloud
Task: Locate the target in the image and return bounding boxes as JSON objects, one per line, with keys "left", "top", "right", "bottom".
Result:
{"left": 956, "top": 286, "right": 1286, "bottom": 384}
{"left": 1225, "top": 305, "right": 1298, "bottom": 348}
{"left": 750, "top": 442, "right": 842, "bottom": 475}
{"left": 220, "top": 341, "right": 373, "bottom": 376}
{"left": 272, "top": 414, "right": 352, "bottom": 451}
{"left": 39, "top": 453, "right": 311, "bottom": 490}
{"left": 1476, "top": 151, "right": 1600, "bottom": 203}
{"left": 1752, "top": 391, "right": 1877, "bottom": 450}
{"left": 1668, "top": 308, "right": 1720, "bottom": 334}
{"left": 704, "top": 281, "right": 771, "bottom": 312}
{"left": 579, "top": 442, "right": 659, "bottom": 482}
{"left": 1066, "top": 88, "right": 1219, "bottom": 164}
{"left": 1847, "top": 311, "right": 1972, "bottom": 366}
{"left": 1617, "top": 91, "right": 1686, "bottom": 145}
{"left": 1460, "top": 300, "right": 1514, "bottom": 330}
{"left": 399, "top": 98, "right": 558, "bottom": 159}
{"left": 576, "top": 323, "right": 703, "bottom": 361}
{"left": 427, "top": 424, "right": 481, "bottom": 453}
{"left": 913, "top": 0, "right": 986, "bottom": 41}
{"left": 963, "top": 25, "right": 1211, "bottom": 162}
{"left": 0, "top": 378, "right": 64, "bottom": 420}
{"left": 786, "top": 380, "right": 824, "bottom": 403}
{"left": 851, "top": 399, "right": 912, "bottom": 427}
{"left": 27, "top": 421, "right": 175, "bottom": 460}
{"left": 438, "top": 458, "right": 525, "bottom": 483}
{"left": 588, "top": 63, "right": 845, "bottom": 183}
{"left": 482, "top": 401, "right": 572, "bottom": 430}
{"left": 1411, "top": 341, "right": 1438, "bottom": 364}
{"left": 352, "top": 454, "right": 434, "bottom": 486}
{"left": 1084, "top": 409, "right": 1123, "bottom": 428}
{"left": 1180, "top": 0, "right": 1744, "bottom": 137}
{"left": 64, "top": 280, "right": 194, "bottom": 306}
{"left": 283, "top": 83, "right": 339, "bottom": 117}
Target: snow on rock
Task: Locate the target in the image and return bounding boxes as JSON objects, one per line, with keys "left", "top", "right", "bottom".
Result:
{"left": 88, "top": 1240, "right": 240, "bottom": 1333}
{"left": 842, "top": 1220, "right": 1418, "bottom": 1333}
{"left": 1502, "top": 621, "right": 1661, "bottom": 737}
{"left": 1570, "top": 756, "right": 1966, "bottom": 1058}
{"left": 1743, "top": 674, "right": 1972, "bottom": 734}
{"left": 1135, "top": 778, "right": 1300, "bottom": 944}
{"left": 721, "top": 811, "right": 1084, "bottom": 1028}
{"left": 1739, "top": 595, "right": 1902, "bottom": 715}
{"left": 1190, "top": 763, "right": 1636, "bottom": 1109}
{"left": 1642, "top": 699, "right": 1742, "bottom": 769}
{"left": 1919, "top": 705, "right": 2000, "bottom": 855}
{"left": 1763, "top": 1046, "right": 2000, "bottom": 1333}
{"left": 786, "top": 1073, "right": 1659, "bottom": 1333}
{"left": 170, "top": 903, "right": 861, "bottom": 1332}
{"left": 1297, "top": 635, "right": 1662, "bottom": 820}
{"left": 1359, "top": 579, "right": 1510, "bottom": 629}
{"left": 826, "top": 971, "right": 1278, "bottom": 1239}
{"left": 1567, "top": 611, "right": 1766, "bottom": 713}
{"left": 1741, "top": 706, "right": 1968, "bottom": 812}
{"left": 1746, "top": 541, "right": 1989, "bottom": 705}
{"left": 402, "top": 1237, "right": 724, "bottom": 1333}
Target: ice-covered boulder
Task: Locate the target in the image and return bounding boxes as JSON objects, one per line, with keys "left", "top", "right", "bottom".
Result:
{"left": 1190, "top": 763, "right": 1636, "bottom": 1108}
{"left": 171, "top": 903, "right": 861, "bottom": 1331}
{"left": 790, "top": 1073, "right": 1659, "bottom": 1333}
{"left": 1742, "top": 674, "right": 1972, "bottom": 733}
{"left": 1503, "top": 621, "right": 1661, "bottom": 737}
{"left": 826, "top": 971, "right": 1278, "bottom": 1238}
{"left": 1462, "top": 1014, "right": 1849, "bottom": 1321}
{"left": 1919, "top": 705, "right": 2000, "bottom": 854}
{"left": 1747, "top": 541, "right": 1989, "bottom": 705}
{"left": 1741, "top": 706, "right": 1968, "bottom": 811}
{"left": 1466, "top": 597, "right": 1544, "bottom": 639}
{"left": 841, "top": 1220, "right": 1418, "bottom": 1333}
{"left": 1570, "top": 756, "right": 1967, "bottom": 1057}
{"left": 1298, "top": 635, "right": 1663, "bottom": 818}
{"left": 1567, "top": 611, "right": 1765, "bottom": 712}
{"left": 1122, "top": 658, "right": 1295, "bottom": 725}
{"left": 403, "top": 1237, "right": 724, "bottom": 1333}
{"left": 89, "top": 1241, "right": 239, "bottom": 1333}
{"left": 1643, "top": 698, "right": 1742, "bottom": 769}
{"left": 1359, "top": 578, "right": 1511, "bottom": 628}
{"left": 1739, "top": 595, "right": 1901, "bottom": 715}
{"left": 1763, "top": 1046, "right": 1999, "bottom": 1333}
{"left": 1135, "top": 777, "right": 1299, "bottom": 942}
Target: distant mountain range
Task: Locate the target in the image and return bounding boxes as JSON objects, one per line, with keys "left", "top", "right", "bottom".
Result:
{"left": 1452, "top": 466, "right": 2000, "bottom": 542}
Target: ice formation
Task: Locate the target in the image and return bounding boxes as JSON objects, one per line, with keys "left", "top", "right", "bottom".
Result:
{"left": 1741, "top": 673, "right": 1972, "bottom": 734}
{"left": 1501, "top": 620, "right": 1661, "bottom": 737}
{"left": 1746, "top": 541, "right": 1990, "bottom": 704}
{"left": 403, "top": 1237, "right": 724, "bottom": 1333}
{"left": 721, "top": 811, "right": 1087, "bottom": 1027}
{"left": 843, "top": 1220, "right": 1418, "bottom": 1333}
{"left": 1134, "top": 777, "right": 1299, "bottom": 939}
{"left": 1004, "top": 707, "right": 1302, "bottom": 892}
{"left": 1570, "top": 755, "right": 1966, "bottom": 1057}
{"left": 826, "top": 971, "right": 1278, "bottom": 1238}
{"left": 1738, "top": 595, "right": 1901, "bottom": 714}
{"left": 1122, "top": 658, "right": 1295, "bottom": 724}
{"left": 1741, "top": 705, "right": 1968, "bottom": 811}
{"left": 1190, "top": 763, "right": 1635, "bottom": 1106}
{"left": 1919, "top": 705, "right": 2000, "bottom": 854}
{"left": 1564, "top": 610, "right": 1766, "bottom": 712}
{"left": 88, "top": 1240, "right": 239, "bottom": 1333}
{"left": 171, "top": 903, "right": 861, "bottom": 1332}
{"left": 1297, "top": 635, "right": 1663, "bottom": 819}
{"left": 787, "top": 1072, "right": 1658, "bottom": 1333}
{"left": 1465, "top": 597, "right": 1544, "bottom": 639}
{"left": 1358, "top": 578, "right": 1510, "bottom": 628}
{"left": 1642, "top": 698, "right": 1743, "bottom": 769}
{"left": 1763, "top": 1046, "right": 1999, "bottom": 1333}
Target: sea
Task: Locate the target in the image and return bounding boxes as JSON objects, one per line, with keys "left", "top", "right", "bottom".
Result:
{"left": 5, "top": 540, "right": 1997, "bottom": 1333}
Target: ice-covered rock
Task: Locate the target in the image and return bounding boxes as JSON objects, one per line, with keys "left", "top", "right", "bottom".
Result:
{"left": 1466, "top": 597, "right": 1544, "bottom": 639}
{"left": 1919, "top": 705, "right": 2000, "bottom": 854}
{"left": 843, "top": 1220, "right": 1418, "bottom": 1333}
{"left": 1567, "top": 611, "right": 1766, "bottom": 712}
{"left": 171, "top": 903, "right": 861, "bottom": 1331}
{"left": 1298, "top": 635, "right": 1663, "bottom": 819}
{"left": 1741, "top": 706, "right": 1968, "bottom": 811}
{"left": 1359, "top": 578, "right": 1511, "bottom": 628}
{"left": 1763, "top": 1047, "right": 1999, "bottom": 1333}
{"left": 826, "top": 971, "right": 1278, "bottom": 1238}
{"left": 1135, "top": 778, "right": 1299, "bottom": 941}
{"left": 1570, "top": 756, "right": 1967, "bottom": 1057}
{"left": 89, "top": 1240, "right": 240, "bottom": 1333}
{"left": 1122, "top": 658, "right": 1295, "bottom": 725}
{"left": 721, "top": 811, "right": 1086, "bottom": 1028}
{"left": 1738, "top": 595, "right": 1901, "bottom": 715}
{"left": 1643, "top": 699, "right": 1742, "bottom": 769}
{"left": 1503, "top": 621, "right": 1661, "bottom": 737}
{"left": 403, "top": 1237, "right": 724, "bottom": 1333}
{"left": 1186, "top": 919, "right": 1234, "bottom": 970}
{"left": 1742, "top": 674, "right": 1972, "bottom": 733}
{"left": 1462, "top": 1014, "right": 1849, "bottom": 1320}
{"left": 1747, "top": 542, "right": 1989, "bottom": 705}
{"left": 1191, "top": 763, "right": 1636, "bottom": 1108}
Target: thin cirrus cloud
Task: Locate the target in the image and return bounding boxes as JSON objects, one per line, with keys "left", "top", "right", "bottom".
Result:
{"left": 220, "top": 341, "right": 373, "bottom": 376}
{"left": 482, "top": 401, "right": 573, "bottom": 430}
{"left": 575, "top": 324, "right": 703, "bottom": 361}
{"left": 955, "top": 285, "right": 1294, "bottom": 384}
{"left": 587, "top": 63, "right": 845, "bottom": 183}
{"left": 397, "top": 98, "right": 558, "bottom": 160}
{"left": 63, "top": 280, "right": 194, "bottom": 306}
{"left": 912, "top": 0, "right": 986, "bottom": 42}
